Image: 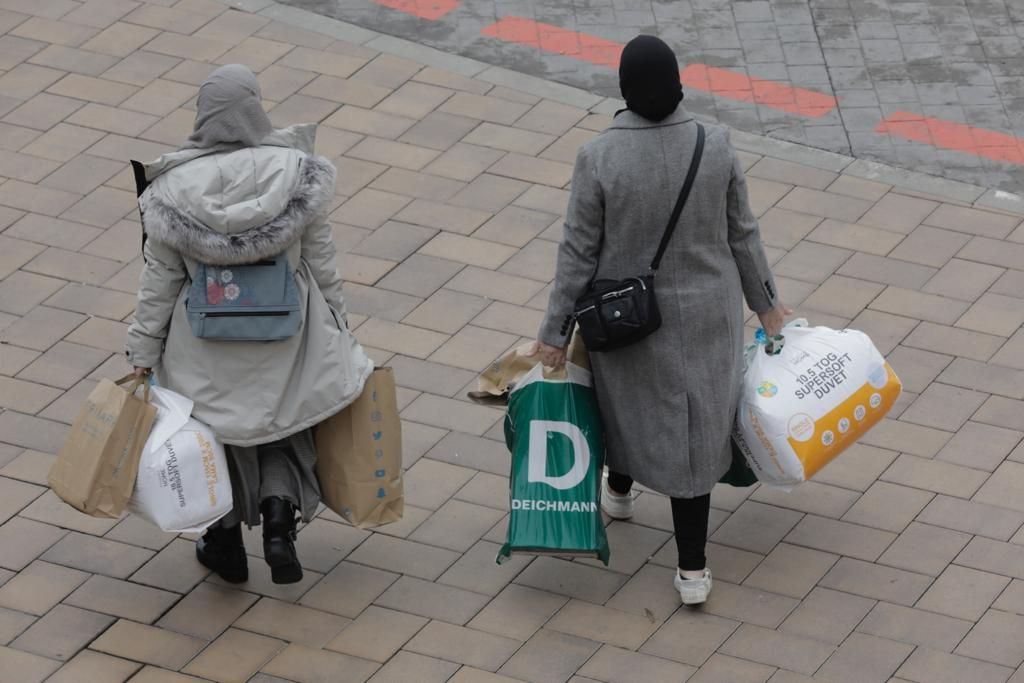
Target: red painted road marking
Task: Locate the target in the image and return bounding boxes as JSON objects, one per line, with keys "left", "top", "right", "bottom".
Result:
{"left": 372, "top": 0, "right": 459, "bottom": 20}
{"left": 481, "top": 15, "right": 623, "bottom": 69}
{"left": 681, "top": 63, "right": 837, "bottom": 118}
{"left": 363, "top": 7, "right": 1021, "bottom": 165}
{"left": 878, "top": 112, "right": 1024, "bottom": 165}
{"left": 481, "top": 17, "right": 839, "bottom": 117}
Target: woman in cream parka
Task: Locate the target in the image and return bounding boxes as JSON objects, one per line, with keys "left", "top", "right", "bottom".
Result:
{"left": 127, "top": 65, "right": 371, "bottom": 585}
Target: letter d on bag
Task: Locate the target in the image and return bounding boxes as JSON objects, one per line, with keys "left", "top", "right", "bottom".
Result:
{"left": 527, "top": 420, "right": 590, "bottom": 490}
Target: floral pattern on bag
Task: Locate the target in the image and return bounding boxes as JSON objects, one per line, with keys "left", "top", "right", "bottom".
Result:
{"left": 206, "top": 277, "right": 224, "bottom": 305}
{"left": 206, "top": 269, "right": 243, "bottom": 305}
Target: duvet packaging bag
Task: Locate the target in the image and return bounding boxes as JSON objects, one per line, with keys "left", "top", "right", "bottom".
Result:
{"left": 128, "top": 385, "right": 233, "bottom": 533}
{"left": 498, "top": 358, "right": 609, "bottom": 565}
{"left": 734, "top": 321, "right": 902, "bottom": 489}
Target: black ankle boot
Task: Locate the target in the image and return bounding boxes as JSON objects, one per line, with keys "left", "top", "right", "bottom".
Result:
{"left": 196, "top": 523, "right": 248, "bottom": 583}
{"left": 261, "top": 496, "right": 302, "bottom": 584}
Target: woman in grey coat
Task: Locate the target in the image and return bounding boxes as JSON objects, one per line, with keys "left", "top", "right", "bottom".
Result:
{"left": 127, "top": 65, "right": 371, "bottom": 585}
{"left": 536, "top": 36, "right": 787, "bottom": 605}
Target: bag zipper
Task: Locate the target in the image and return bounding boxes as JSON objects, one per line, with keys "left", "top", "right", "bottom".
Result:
{"left": 598, "top": 279, "right": 645, "bottom": 301}
{"left": 200, "top": 310, "right": 292, "bottom": 318}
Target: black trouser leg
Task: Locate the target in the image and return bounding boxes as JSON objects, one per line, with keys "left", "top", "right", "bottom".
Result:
{"left": 608, "top": 469, "right": 710, "bottom": 571}
{"left": 607, "top": 471, "right": 633, "bottom": 495}
{"left": 672, "top": 493, "right": 711, "bottom": 571}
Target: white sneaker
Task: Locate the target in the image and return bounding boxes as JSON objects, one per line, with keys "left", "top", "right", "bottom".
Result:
{"left": 600, "top": 476, "right": 634, "bottom": 520}
{"left": 674, "top": 569, "right": 712, "bottom": 605}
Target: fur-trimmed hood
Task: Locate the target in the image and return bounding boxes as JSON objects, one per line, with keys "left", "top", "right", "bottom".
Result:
{"left": 140, "top": 149, "right": 336, "bottom": 266}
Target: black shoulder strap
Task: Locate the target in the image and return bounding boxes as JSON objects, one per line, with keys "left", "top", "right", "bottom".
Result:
{"left": 131, "top": 160, "right": 150, "bottom": 256}
{"left": 650, "top": 122, "right": 705, "bottom": 273}
{"left": 130, "top": 160, "right": 149, "bottom": 198}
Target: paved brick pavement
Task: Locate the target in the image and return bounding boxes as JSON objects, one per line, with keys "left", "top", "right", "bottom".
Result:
{"left": 281, "top": 0, "right": 1024, "bottom": 195}
{"left": 0, "top": 0, "right": 1024, "bottom": 682}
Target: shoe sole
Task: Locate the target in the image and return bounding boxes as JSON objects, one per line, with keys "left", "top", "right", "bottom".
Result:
{"left": 269, "top": 564, "right": 303, "bottom": 584}
{"left": 599, "top": 503, "right": 633, "bottom": 520}
{"left": 264, "top": 541, "right": 303, "bottom": 585}
{"left": 680, "top": 593, "right": 708, "bottom": 606}
{"left": 218, "top": 570, "right": 249, "bottom": 583}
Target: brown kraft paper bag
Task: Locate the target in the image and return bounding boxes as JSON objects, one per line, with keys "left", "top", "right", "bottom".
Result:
{"left": 315, "top": 367, "right": 404, "bottom": 529}
{"left": 48, "top": 374, "right": 157, "bottom": 518}
{"left": 468, "top": 334, "right": 590, "bottom": 406}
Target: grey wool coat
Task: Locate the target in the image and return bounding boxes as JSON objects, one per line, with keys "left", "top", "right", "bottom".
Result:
{"left": 539, "top": 107, "right": 779, "bottom": 499}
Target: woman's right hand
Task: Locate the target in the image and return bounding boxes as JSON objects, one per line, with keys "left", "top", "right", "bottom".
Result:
{"left": 757, "top": 306, "right": 792, "bottom": 338}
{"left": 530, "top": 341, "right": 568, "bottom": 369}
{"left": 133, "top": 366, "right": 151, "bottom": 379}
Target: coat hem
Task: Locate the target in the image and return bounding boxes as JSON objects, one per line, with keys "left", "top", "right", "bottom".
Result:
{"left": 216, "top": 360, "right": 374, "bottom": 448}
{"left": 620, "top": 450, "right": 732, "bottom": 499}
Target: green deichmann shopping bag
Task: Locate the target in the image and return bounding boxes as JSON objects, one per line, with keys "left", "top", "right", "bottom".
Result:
{"left": 498, "top": 362, "right": 610, "bottom": 565}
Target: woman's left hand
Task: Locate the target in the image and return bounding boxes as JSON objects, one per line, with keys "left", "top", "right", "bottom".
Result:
{"left": 531, "top": 341, "right": 567, "bottom": 369}
{"left": 757, "top": 305, "right": 794, "bottom": 338}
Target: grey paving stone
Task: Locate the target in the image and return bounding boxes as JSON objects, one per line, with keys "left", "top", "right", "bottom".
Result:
{"left": 857, "top": 602, "right": 973, "bottom": 652}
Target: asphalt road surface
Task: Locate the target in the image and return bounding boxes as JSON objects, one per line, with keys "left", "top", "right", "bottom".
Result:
{"left": 283, "top": 0, "right": 1024, "bottom": 194}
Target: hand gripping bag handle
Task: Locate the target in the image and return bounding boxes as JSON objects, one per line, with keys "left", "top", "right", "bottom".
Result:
{"left": 113, "top": 372, "right": 150, "bottom": 403}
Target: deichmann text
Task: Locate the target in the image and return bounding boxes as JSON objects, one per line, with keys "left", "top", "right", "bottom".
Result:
{"left": 512, "top": 499, "right": 598, "bottom": 512}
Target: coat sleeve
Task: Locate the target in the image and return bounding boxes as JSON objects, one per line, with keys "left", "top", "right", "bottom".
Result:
{"left": 726, "top": 133, "right": 779, "bottom": 314}
{"left": 301, "top": 212, "right": 348, "bottom": 325}
{"left": 538, "top": 146, "right": 605, "bottom": 348}
{"left": 126, "top": 238, "right": 187, "bottom": 368}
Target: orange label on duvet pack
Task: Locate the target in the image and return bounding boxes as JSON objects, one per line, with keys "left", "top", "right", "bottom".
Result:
{"left": 788, "top": 363, "right": 901, "bottom": 478}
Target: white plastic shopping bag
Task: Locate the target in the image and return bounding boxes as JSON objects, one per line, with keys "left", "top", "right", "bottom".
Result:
{"left": 733, "top": 321, "right": 902, "bottom": 489}
{"left": 128, "top": 385, "right": 233, "bottom": 533}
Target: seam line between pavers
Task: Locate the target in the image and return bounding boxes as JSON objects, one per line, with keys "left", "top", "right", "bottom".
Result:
{"left": 242, "top": 0, "right": 1024, "bottom": 215}
{"left": 365, "top": 35, "right": 488, "bottom": 78}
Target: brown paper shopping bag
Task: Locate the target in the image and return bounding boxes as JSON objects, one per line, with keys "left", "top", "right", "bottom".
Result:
{"left": 468, "top": 334, "right": 590, "bottom": 406}
{"left": 315, "top": 368, "right": 404, "bottom": 528}
{"left": 48, "top": 374, "right": 157, "bottom": 518}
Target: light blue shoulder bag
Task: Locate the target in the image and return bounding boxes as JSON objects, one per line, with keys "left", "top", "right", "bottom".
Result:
{"left": 185, "top": 253, "right": 302, "bottom": 341}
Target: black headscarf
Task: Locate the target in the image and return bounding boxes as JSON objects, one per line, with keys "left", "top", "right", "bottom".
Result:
{"left": 618, "top": 35, "right": 683, "bottom": 122}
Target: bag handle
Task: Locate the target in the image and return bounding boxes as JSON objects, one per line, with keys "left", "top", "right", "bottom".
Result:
{"left": 115, "top": 373, "right": 151, "bottom": 402}
{"left": 650, "top": 122, "right": 705, "bottom": 273}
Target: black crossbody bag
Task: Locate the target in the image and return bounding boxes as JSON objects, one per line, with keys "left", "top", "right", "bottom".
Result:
{"left": 573, "top": 123, "right": 705, "bottom": 352}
